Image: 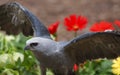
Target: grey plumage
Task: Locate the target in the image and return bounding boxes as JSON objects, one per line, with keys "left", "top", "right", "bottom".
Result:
{"left": 1, "top": 2, "right": 120, "bottom": 75}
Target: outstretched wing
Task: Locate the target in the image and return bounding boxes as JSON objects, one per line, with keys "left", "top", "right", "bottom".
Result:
{"left": 0, "top": 2, "right": 51, "bottom": 39}
{"left": 63, "top": 31, "right": 120, "bottom": 63}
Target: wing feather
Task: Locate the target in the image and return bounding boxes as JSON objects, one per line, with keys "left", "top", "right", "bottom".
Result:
{"left": 64, "top": 31, "right": 120, "bottom": 63}
{"left": 0, "top": 2, "right": 51, "bottom": 39}
{"left": 0, "top": 2, "right": 32, "bottom": 35}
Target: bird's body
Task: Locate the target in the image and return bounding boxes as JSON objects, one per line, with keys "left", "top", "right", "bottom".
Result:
{"left": 33, "top": 49, "right": 73, "bottom": 75}
{"left": 26, "top": 37, "right": 74, "bottom": 75}
{"left": 0, "top": 2, "right": 120, "bottom": 75}
{"left": 25, "top": 31, "right": 120, "bottom": 75}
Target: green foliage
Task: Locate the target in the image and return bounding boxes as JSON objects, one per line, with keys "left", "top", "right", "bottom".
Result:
{"left": 0, "top": 33, "right": 40, "bottom": 75}
{"left": 77, "top": 59, "right": 114, "bottom": 75}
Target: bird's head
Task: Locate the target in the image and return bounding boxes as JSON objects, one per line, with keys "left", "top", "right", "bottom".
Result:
{"left": 24, "top": 37, "right": 57, "bottom": 54}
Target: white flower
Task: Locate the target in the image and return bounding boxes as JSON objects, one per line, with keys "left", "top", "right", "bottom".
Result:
{"left": 5, "top": 35, "right": 15, "bottom": 41}
{"left": 0, "top": 54, "right": 9, "bottom": 63}
{"left": 0, "top": 54, "right": 13, "bottom": 68}
{"left": 12, "top": 52, "right": 24, "bottom": 62}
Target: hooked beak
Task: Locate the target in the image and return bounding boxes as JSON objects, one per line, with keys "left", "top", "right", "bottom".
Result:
{"left": 24, "top": 45, "right": 30, "bottom": 50}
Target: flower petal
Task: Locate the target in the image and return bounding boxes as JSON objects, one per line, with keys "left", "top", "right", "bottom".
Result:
{"left": 48, "top": 21, "right": 59, "bottom": 34}
{"left": 77, "top": 16, "right": 88, "bottom": 30}
{"left": 70, "top": 14, "right": 77, "bottom": 25}
{"left": 90, "top": 21, "right": 114, "bottom": 32}
{"left": 114, "top": 20, "right": 120, "bottom": 27}
{"left": 64, "top": 14, "right": 88, "bottom": 31}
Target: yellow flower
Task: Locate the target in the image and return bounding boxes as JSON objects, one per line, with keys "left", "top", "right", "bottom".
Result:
{"left": 112, "top": 57, "right": 120, "bottom": 75}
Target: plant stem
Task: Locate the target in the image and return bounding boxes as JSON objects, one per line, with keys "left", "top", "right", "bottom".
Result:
{"left": 74, "top": 31, "right": 77, "bottom": 37}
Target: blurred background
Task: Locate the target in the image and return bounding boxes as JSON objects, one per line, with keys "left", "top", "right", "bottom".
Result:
{"left": 0, "top": 0, "right": 120, "bottom": 40}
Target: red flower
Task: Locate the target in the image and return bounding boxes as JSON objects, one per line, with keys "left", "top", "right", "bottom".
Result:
{"left": 48, "top": 21, "right": 59, "bottom": 34}
{"left": 64, "top": 14, "right": 88, "bottom": 31}
{"left": 73, "top": 64, "right": 78, "bottom": 72}
{"left": 90, "top": 21, "right": 114, "bottom": 32}
{"left": 114, "top": 20, "right": 120, "bottom": 27}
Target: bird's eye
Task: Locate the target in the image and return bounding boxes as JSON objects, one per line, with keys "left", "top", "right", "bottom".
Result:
{"left": 30, "top": 43, "right": 38, "bottom": 46}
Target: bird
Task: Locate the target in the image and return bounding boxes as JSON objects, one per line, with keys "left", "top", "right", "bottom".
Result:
{"left": 0, "top": 2, "right": 120, "bottom": 75}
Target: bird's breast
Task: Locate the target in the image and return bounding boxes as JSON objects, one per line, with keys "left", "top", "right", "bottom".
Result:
{"left": 32, "top": 50, "right": 73, "bottom": 70}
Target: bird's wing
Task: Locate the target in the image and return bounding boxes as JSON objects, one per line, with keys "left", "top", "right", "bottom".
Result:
{"left": 63, "top": 31, "right": 120, "bottom": 63}
{"left": 0, "top": 2, "right": 51, "bottom": 39}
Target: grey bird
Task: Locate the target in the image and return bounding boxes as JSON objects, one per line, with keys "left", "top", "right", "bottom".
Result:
{"left": 1, "top": 2, "right": 120, "bottom": 75}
